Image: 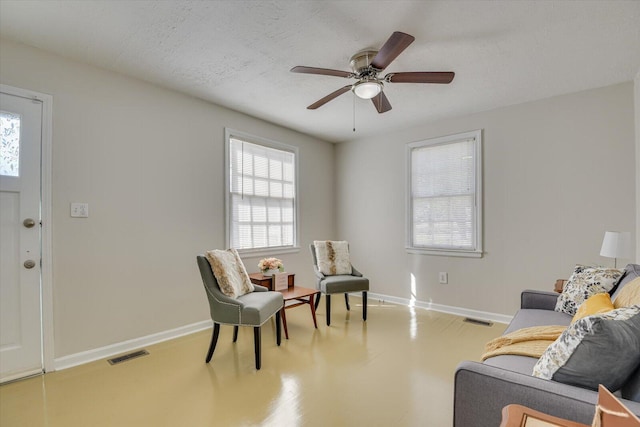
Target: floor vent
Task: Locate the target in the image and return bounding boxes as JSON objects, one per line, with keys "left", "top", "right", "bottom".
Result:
{"left": 107, "top": 349, "right": 149, "bottom": 365}
{"left": 463, "top": 317, "right": 493, "bottom": 327}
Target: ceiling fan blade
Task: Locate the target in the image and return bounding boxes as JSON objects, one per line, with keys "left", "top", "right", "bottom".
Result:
{"left": 371, "top": 91, "right": 392, "bottom": 113}
{"left": 291, "top": 66, "right": 354, "bottom": 78}
{"left": 370, "top": 32, "right": 415, "bottom": 71}
{"left": 386, "top": 71, "right": 455, "bottom": 84}
{"left": 307, "top": 85, "right": 352, "bottom": 110}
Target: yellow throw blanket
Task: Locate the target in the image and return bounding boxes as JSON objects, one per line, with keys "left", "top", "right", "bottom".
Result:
{"left": 481, "top": 325, "right": 566, "bottom": 361}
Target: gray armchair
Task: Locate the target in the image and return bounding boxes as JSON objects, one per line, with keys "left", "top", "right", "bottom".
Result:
{"left": 197, "top": 255, "right": 283, "bottom": 370}
{"left": 309, "top": 244, "right": 369, "bottom": 326}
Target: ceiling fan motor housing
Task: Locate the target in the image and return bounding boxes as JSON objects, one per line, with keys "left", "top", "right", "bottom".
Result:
{"left": 350, "top": 49, "right": 380, "bottom": 76}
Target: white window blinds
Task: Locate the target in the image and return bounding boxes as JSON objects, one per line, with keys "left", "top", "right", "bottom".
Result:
{"left": 228, "top": 136, "right": 297, "bottom": 251}
{"left": 407, "top": 130, "right": 482, "bottom": 256}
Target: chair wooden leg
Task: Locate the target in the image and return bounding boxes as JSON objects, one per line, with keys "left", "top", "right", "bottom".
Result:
{"left": 314, "top": 293, "right": 321, "bottom": 310}
{"left": 345, "top": 293, "right": 350, "bottom": 311}
{"left": 310, "top": 294, "right": 318, "bottom": 329}
{"left": 254, "top": 326, "right": 261, "bottom": 370}
{"left": 276, "top": 311, "right": 282, "bottom": 345}
{"left": 363, "top": 291, "right": 367, "bottom": 321}
{"left": 326, "top": 294, "right": 331, "bottom": 326}
{"left": 233, "top": 325, "right": 239, "bottom": 342}
{"left": 206, "top": 323, "right": 220, "bottom": 363}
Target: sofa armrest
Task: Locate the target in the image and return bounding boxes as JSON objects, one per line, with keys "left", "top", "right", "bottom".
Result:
{"left": 454, "top": 361, "right": 598, "bottom": 427}
{"left": 454, "top": 361, "right": 640, "bottom": 426}
{"left": 521, "top": 289, "right": 559, "bottom": 310}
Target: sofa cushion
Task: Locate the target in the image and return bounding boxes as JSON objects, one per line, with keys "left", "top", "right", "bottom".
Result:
{"left": 611, "top": 263, "right": 640, "bottom": 299}
{"left": 614, "top": 277, "right": 640, "bottom": 309}
{"left": 532, "top": 305, "right": 640, "bottom": 392}
{"left": 622, "top": 364, "right": 640, "bottom": 402}
{"left": 504, "top": 309, "right": 571, "bottom": 335}
{"left": 484, "top": 354, "right": 538, "bottom": 375}
{"left": 555, "top": 265, "right": 623, "bottom": 316}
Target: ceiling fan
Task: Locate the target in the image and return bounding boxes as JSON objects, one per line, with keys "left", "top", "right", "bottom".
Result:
{"left": 291, "top": 31, "right": 455, "bottom": 114}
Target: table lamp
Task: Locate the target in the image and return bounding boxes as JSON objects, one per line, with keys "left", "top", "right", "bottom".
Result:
{"left": 599, "top": 231, "right": 631, "bottom": 268}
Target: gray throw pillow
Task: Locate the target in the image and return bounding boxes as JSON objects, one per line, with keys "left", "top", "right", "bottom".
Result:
{"left": 533, "top": 305, "right": 640, "bottom": 391}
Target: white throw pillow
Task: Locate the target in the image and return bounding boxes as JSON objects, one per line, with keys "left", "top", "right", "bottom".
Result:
{"left": 205, "top": 248, "right": 254, "bottom": 298}
{"left": 314, "top": 240, "right": 352, "bottom": 276}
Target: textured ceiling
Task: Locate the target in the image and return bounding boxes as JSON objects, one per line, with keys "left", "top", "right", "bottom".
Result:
{"left": 1, "top": 1, "right": 639, "bottom": 143}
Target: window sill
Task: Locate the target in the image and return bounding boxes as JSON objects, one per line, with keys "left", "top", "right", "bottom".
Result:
{"left": 406, "top": 247, "right": 483, "bottom": 258}
{"left": 236, "top": 246, "right": 301, "bottom": 258}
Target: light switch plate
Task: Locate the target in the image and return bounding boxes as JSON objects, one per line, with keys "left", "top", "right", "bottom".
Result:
{"left": 70, "top": 202, "right": 89, "bottom": 218}
{"left": 439, "top": 272, "right": 448, "bottom": 284}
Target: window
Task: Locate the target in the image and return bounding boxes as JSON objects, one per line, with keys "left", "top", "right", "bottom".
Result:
{"left": 406, "top": 130, "right": 483, "bottom": 257}
{"left": 1, "top": 111, "right": 21, "bottom": 177}
{"left": 225, "top": 129, "right": 298, "bottom": 254}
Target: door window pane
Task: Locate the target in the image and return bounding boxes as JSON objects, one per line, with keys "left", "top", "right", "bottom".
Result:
{"left": 0, "top": 112, "right": 20, "bottom": 177}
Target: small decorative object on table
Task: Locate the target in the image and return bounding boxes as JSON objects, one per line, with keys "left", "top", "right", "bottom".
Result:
{"left": 273, "top": 272, "right": 289, "bottom": 291}
{"left": 258, "top": 257, "right": 284, "bottom": 277}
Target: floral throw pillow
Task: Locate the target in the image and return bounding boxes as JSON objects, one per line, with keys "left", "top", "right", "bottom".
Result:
{"left": 554, "top": 265, "right": 623, "bottom": 315}
{"left": 532, "top": 305, "right": 640, "bottom": 392}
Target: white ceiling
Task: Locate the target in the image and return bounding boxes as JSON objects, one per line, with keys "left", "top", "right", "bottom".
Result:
{"left": 1, "top": 1, "right": 639, "bottom": 143}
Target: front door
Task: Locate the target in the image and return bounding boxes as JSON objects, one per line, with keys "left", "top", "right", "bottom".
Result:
{"left": 0, "top": 90, "right": 44, "bottom": 383}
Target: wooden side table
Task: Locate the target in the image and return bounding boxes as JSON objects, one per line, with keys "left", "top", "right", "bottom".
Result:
{"left": 278, "top": 286, "right": 319, "bottom": 339}
{"left": 249, "top": 272, "right": 295, "bottom": 291}
{"left": 500, "top": 404, "right": 589, "bottom": 427}
{"left": 554, "top": 279, "right": 568, "bottom": 293}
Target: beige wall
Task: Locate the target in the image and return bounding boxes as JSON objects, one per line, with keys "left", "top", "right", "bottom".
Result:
{"left": 0, "top": 38, "right": 335, "bottom": 358}
{"left": 636, "top": 71, "right": 640, "bottom": 263}
{"left": 336, "top": 83, "right": 636, "bottom": 316}
{"left": 1, "top": 36, "right": 636, "bottom": 359}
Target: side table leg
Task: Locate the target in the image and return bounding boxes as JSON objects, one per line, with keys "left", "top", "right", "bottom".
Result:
{"left": 281, "top": 308, "right": 289, "bottom": 340}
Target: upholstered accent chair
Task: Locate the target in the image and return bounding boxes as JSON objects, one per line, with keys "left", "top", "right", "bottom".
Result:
{"left": 197, "top": 255, "right": 283, "bottom": 370}
{"left": 309, "top": 243, "right": 369, "bottom": 326}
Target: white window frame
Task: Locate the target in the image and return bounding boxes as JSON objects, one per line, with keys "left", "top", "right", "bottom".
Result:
{"left": 225, "top": 128, "right": 300, "bottom": 256}
{"left": 406, "top": 129, "right": 483, "bottom": 258}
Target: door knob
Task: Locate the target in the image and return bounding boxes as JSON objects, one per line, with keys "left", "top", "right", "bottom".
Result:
{"left": 23, "top": 218, "right": 36, "bottom": 228}
{"left": 24, "top": 260, "right": 36, "bottom": 269}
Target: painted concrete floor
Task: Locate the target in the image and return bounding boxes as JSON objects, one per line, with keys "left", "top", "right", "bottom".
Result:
{"left": 0, "top": 298, "right": 505, "bottom": 426}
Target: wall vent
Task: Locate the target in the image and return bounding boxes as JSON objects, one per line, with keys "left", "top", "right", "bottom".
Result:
{"left": 107, "top": 349, "right": 149, "bottom": 365}
{"left": 463, "top": 317, "right": 493, "bottom": 327}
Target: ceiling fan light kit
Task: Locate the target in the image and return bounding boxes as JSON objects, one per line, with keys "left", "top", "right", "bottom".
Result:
{"left": 291, "top": 31, "right": 455, "bottom": 113}
{"left": 353, "top": 80, "right": 382, "bottom": 99}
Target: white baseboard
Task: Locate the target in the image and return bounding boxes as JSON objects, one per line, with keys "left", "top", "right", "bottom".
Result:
{"left": 365, "top": 292, "right": 513, "bottom": 325}
{"left": 53, "top": 319, "right": 213, "bottom": 371}
{"left": 54, "top": 295, "right": 511, "bottom": 372}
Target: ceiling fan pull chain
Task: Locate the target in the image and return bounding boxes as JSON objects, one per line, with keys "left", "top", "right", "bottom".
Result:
{"left": 353, "top": 92, "right": 356, "bottom": 132}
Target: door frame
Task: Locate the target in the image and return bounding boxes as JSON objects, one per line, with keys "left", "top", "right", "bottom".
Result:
{"left": 1, "top": 84, "right": 54, "bottom": 373}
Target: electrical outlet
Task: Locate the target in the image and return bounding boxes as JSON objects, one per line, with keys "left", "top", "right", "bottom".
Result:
{"left": 70, "top": 202, "right": 89, "bottom": 218}
{"left": 439, "top": 272, "right": 448, "bottom": 284}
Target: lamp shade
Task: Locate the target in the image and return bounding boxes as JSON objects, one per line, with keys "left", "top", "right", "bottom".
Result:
{"left": 600, "top": 231, "right": 631, "bottom": 259}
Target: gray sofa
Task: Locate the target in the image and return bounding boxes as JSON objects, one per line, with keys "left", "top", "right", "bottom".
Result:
{"left": 453, "top": 263, "right": 640, "bottom": 426}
